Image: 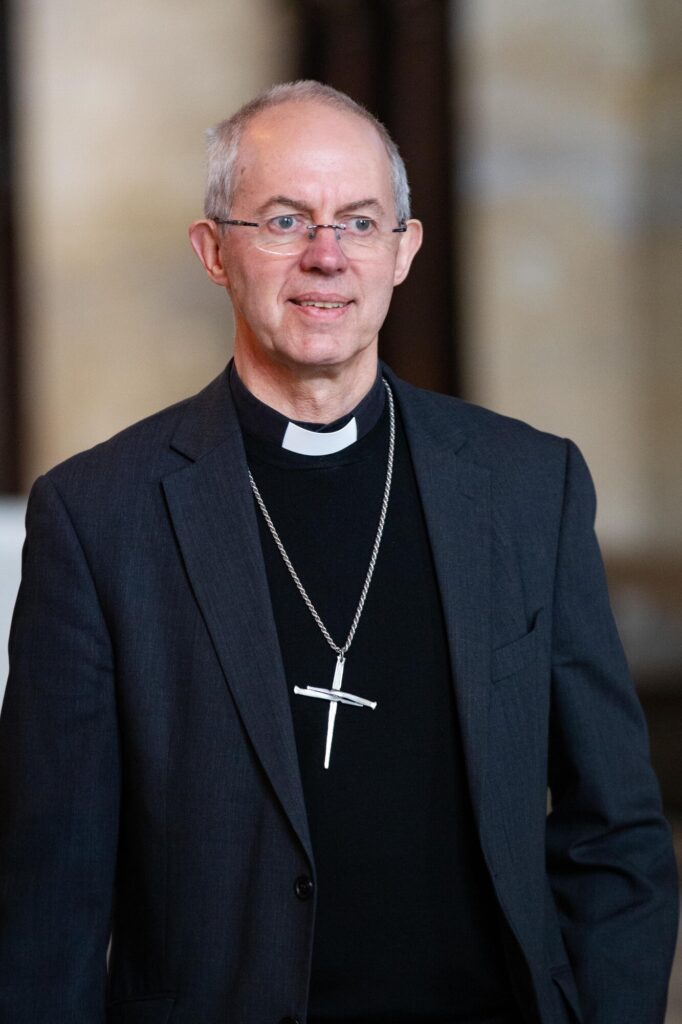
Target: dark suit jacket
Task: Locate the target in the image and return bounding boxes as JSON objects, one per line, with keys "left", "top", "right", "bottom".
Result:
{"left": 0, "top": 366, "right": 677, "bottom": 1024}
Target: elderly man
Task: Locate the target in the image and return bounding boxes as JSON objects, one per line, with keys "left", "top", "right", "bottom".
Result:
{"left": 0, "top": 81, "right": 677, "bottom": 1024}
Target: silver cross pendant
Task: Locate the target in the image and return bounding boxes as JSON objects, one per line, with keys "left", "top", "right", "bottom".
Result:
{"left": 294, "top": 656, "right": 378, "bottom": 769}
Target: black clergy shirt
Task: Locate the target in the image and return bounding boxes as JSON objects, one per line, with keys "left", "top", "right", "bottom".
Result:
{"left": 234, "top": 371, "right": 520, "bottom": 1024}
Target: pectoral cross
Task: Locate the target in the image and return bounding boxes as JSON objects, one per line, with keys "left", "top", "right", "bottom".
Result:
{"left": 294, "top": 656, "right": 377, "bottom": 769}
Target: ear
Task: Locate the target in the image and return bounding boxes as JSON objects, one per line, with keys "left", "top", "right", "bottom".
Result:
{"left": 393, "top": 219, "right": 423, "bottom": 286}
{"left": 188, "top": 219, "right": 229, "bottom": 287}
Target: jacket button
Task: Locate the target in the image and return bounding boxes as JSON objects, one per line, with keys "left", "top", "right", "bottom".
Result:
{"left": 294, "top": 874, "right": 314, "bottom": 900}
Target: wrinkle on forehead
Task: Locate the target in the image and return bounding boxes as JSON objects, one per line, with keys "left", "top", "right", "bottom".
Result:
{"left": 254, "top": 195, "right": 387, "bottom": 219}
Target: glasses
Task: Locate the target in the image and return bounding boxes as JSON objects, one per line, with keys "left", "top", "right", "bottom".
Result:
{"left": 213, "top": 213, "right": 407, "bottom": 258}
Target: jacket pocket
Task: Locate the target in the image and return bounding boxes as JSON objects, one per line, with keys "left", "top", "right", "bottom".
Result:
{"left": 551, "top": 964, "right": 583, "bottom": 1024}
{"left": 107, "top": 995, "right": 175, "bottom": 1024}
{"left": 492, "top": 608, "right": 543, "bottom": 683}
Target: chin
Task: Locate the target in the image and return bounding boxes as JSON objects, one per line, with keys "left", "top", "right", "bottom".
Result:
{"left": 277, "top": 335, "right": 372, "bottom": 372}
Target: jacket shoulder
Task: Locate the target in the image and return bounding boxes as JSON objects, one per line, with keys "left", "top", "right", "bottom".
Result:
{"left": 394, "top": 375, "right": 569, "bottom": 463}
{"left": 40, "top": 371, "right": 230, "bottom": 499}
{"left": 391, "top": 375, "right": 579, "bottom": 527}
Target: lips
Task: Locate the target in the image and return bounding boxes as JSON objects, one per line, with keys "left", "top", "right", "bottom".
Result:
{"left": 289, "top": 293, "right": 352, "bottom": 309}
{"left": 296, "top": 300, "right": 347, "bottom": 309}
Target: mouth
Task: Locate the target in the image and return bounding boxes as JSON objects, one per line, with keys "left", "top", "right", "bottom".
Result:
{"left": 290, "top": 295, "right": 352, "bottom": 309}
{"left": 288, "top": 295, "right": 353, "bottom": 319}
{"left": 293, "top": 300, "right": 348, "bottom": 309}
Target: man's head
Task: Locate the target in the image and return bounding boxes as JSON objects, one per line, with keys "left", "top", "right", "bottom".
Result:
{"left": 189, "top": 81, "right": 422, "bottom": 389}
{"left": 203, "top": 81, "right": 412, "bottom": 226}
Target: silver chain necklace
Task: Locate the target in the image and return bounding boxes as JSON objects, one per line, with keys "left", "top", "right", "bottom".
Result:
{"left": 248, "top": 378, "right": 395, "bottom": 768}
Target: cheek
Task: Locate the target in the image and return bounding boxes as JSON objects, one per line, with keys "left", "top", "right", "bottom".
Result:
{"left": 364, "top": 270, "right": 396, "bottom": 320}
{"left": 229, "top": 268, "right": 284, "bottom": 323}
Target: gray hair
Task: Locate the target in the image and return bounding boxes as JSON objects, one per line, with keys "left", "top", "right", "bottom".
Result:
{"left": 204, "top": 80, "right": 411, "bottom": 224}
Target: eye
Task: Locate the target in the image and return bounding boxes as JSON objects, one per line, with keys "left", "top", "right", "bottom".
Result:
{"left": 267, "top": 214, "right": 302, "bottom": 233}
{"left": 347, "top": 217, "right": 376, "bottom": 235}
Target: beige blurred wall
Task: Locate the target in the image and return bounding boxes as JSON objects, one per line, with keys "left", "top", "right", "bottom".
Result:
{"left": 16, "top": 0, "right": 297, "bottom": 488}
{"left": 458, "top": 0, "right": 682, "bottom": 554}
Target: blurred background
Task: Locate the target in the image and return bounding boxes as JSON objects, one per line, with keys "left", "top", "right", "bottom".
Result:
{"left": 0, "top": 0, "right": 680, "bottom": 1014}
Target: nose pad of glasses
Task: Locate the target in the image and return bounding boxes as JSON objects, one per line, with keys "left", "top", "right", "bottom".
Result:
{"left": 306, "top": 224, "right": 345, "bottom": 244}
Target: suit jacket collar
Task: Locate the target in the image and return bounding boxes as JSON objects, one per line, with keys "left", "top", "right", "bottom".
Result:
{"left": 163, "top": 365, "right": 492, "bottom": 859}
{"left": 168, "top": 368, "right": 241, "bottom": 461}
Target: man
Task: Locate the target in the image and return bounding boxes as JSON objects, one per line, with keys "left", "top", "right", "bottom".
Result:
{"left": 0, "top": 81, "right": 677, "bottom": 1024}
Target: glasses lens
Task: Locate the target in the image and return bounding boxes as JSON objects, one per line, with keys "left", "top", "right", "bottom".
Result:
{"left": 341, "top": 218, "right": 394, "bottom": 258}
{"left": 253, "top": 215, "right": 307, "bottom": 255}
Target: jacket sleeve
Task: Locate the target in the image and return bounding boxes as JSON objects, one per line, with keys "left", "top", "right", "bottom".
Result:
{"left": 0, "top": 473, "right": 120, "bottom": 1023}
{"left": 546, "top": 440, "right": 679, "bottom": 1024}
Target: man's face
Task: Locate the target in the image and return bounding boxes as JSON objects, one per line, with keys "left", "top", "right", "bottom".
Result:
{"left": 195, "top": 100, "right": 421, "bottom": 378}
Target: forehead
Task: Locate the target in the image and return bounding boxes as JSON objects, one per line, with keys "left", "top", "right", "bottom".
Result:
{"left": 232, "top": 100, "right": 394, "bottom": 211}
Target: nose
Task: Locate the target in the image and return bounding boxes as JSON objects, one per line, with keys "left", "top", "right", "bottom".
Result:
{"left": 299, "top": 225, "right": 349, "bottom": 274}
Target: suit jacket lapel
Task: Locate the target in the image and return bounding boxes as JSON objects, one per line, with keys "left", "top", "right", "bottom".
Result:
{"left": 388, "top": 371, "right": 492, "bottom": 824}
{"left": 162, "top": 372, "right": 313, "bottom": 863}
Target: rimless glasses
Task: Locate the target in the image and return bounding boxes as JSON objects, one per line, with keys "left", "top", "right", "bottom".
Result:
{"left": 213, "top": 213, "right": 407, "bottom": 258}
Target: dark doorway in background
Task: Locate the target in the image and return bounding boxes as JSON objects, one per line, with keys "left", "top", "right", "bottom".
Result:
{"left": 297, "top": 0, "right": 459, "bottom": 396}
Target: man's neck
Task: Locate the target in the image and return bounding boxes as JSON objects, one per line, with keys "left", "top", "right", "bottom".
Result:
{"left": 233, "top": 351, "right": 380, "bottom": 424}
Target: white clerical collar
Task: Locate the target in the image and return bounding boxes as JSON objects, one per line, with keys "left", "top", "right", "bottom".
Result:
{"left": 228, "top": 360, "right": 385, "bottom": 456}
{"left": 281, "top": 417, "right": 358, "bottom": 455}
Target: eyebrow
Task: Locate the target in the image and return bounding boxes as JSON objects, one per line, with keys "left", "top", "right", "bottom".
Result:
{"left": 340, "top": 198, "right": 386, "bottom": 216}
{"left": 255, "top": 195, "right": 386, "bottom": 218}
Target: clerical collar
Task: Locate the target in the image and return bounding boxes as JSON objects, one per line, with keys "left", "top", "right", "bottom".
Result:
{"left": 228, "top": 360, "right": 385, "bottom": 455}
